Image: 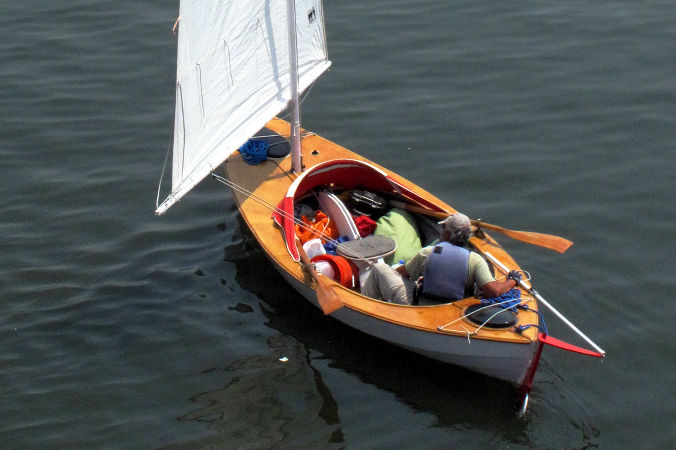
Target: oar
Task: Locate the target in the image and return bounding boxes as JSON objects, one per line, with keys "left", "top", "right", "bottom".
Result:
{"left": 390, "top": 200, "right": 573, "bottom": 253}
{"left": 296, "top": 238, "right": 343, "bottom": 315}
{"left": 484, "top": 251, "right": 606, "bottom": 357}
{"left": 471, "top": 220, "right": 572, "bottom": 254}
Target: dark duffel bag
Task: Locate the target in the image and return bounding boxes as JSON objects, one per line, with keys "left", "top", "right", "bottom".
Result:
{"left": 347, "top": 189, "right": 388, "bottom": 219}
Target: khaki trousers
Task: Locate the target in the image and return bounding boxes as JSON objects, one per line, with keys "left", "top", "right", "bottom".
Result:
{"left": 360, "top": 262, "right": 411, "bottom": 305}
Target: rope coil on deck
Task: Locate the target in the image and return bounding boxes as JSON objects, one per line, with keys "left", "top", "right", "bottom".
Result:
{"left": 479, "top": 288, "right": 549, "bottom": 336}
{"left": 239, "top": 139, "right": 269, "bottom": 165}
{"left": 480, "top": 288, "right": 522, "bottom": 310}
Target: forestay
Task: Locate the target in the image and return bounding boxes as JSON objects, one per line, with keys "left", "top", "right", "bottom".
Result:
{"left": 156, "top": 0, "right": 331, "bottom": 214}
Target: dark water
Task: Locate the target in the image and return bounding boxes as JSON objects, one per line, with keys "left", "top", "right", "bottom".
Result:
{"left": 2, "top": 1, "right": 674, "bottom": 448}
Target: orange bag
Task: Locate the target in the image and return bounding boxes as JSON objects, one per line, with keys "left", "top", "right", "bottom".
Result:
{"left": 295, "top": 211, "right": 338, "bottom": 245}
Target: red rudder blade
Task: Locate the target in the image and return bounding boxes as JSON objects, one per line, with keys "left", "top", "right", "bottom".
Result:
{"left": 538, "top": 333, "right": 604, "bottom": 358}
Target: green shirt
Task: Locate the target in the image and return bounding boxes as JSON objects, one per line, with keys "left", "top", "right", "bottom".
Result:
{"left": 404, "top": 245, "right": 495, "bottom": 291}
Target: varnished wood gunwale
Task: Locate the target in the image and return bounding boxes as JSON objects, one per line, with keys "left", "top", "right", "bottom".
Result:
{"left": 223, "top": 117, "right": 539, "bottom": 345}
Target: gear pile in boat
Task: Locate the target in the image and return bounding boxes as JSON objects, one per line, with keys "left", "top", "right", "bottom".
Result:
{"left": 292, "top": 187, "right": 487, "bottom": 304}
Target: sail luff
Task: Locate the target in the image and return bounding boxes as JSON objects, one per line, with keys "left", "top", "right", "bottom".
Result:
{"left": 156, "top": 0, "right": 330, "bottom": 215}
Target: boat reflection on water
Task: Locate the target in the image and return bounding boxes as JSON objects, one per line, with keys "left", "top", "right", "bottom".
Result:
{"left": 166, "top": 220, "right": 540, "bottom": 448}
{"left": 166, "top": 333, "right": 343, "bottom": 449}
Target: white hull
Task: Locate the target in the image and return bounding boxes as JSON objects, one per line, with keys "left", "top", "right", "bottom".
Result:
{"left": 275, "top": 265, "right": 540, "bottom": 386}
{"left": 224, "top": 122, "right": 545, "bottom": 391}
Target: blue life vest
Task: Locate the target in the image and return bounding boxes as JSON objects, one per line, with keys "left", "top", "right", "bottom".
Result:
{"left": 421, "top": 242, "right": 470, "bottom": 301}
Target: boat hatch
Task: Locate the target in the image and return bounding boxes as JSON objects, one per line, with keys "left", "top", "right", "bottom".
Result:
{"left": 464, "top": 304, "right": 517, "bottom": 329}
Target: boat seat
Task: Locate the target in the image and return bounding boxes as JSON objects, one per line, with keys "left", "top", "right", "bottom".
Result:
{"left": 336, "top": 235, "right": 396, "bottom": 261}
{"left": 337, "top": 235, "right": 397, "bottom": 289}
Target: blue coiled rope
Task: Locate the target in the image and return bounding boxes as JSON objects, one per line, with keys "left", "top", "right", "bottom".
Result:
{"left": 239, "top": 139, "right": 269, "bottom": 165}
{"left": 481, "top": 288, "right": 522, "bottom": 310}
{"left": 516, "top": 306, "right": 549, "bottom": 335}
{"left": 482, "top": 288, "right": 549, "bottom": 334}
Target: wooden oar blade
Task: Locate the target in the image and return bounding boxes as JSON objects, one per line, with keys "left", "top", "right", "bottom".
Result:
{"left": 295, "top": 236, "right": 344, "bottom": 315}
{"left": 498, "top": 229, "right": 573, "bottom": 253}
{"left": 315, "top": 276, "right": 343, "bottom": 315}
{"left": 471, "top": 220, "right": 573, "bottom": 253}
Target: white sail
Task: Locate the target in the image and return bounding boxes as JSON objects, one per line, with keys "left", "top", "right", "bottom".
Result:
{"left": 156, "top": 0, "right": 331, "bottom": 214}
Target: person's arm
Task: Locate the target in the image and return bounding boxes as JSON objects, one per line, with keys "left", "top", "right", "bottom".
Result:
{"left": 394, "top": 264, "right": 409, "bottom": 278}
{"left": 479, "top": 270, "right": 521, "bottom": 298}
{"left": 397, "top": 246, "right": 431, "bottom": 280}
{"left": 479, "top": 278, "right": 518, "bottom": 299}
{"left": 470, "top": 253, "right": 521, "bottom": 298}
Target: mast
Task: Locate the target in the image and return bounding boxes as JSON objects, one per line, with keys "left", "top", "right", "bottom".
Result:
{"left": 287, "top": 0, "right": 302, "bottom": 173}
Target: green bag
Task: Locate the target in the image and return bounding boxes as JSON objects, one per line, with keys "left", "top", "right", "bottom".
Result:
{"left": 373, "top": 208, "right": 422, "bottom": 265}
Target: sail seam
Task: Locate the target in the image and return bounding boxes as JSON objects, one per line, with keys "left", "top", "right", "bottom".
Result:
{"left": 176, "top": 81, "right": 186, "bottom": 182}
{"left": 223, "top": 39, "right": 234, "bottom": 86}
{"left": 196, "top": 63, "right": 205, "bottom": 119}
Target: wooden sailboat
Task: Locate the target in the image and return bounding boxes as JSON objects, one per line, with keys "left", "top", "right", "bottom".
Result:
{"left": 157, "top": 0, "right": 604, "bottom": 412}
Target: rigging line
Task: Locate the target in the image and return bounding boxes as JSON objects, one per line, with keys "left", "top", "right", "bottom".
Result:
{"left": 177, "top": 83, "right": 186, "bottom": 181}
{"left": 212, "top": 173, "right": 290, "bottom": 221}
{"left": 483, "top": 251, "right": 606, "bottom": 356}
{"left": 436, "top": 296, "right": 530, "bottom": 331}
{"left": 518, "top": 306, "right": 548, "bottom": 336}
{"left": 250, "top": 134, "right": 287, "bottom": 146}
{"left": 213, "top": 175, "right": 359, "bottom": 258}
{"left": 436, "top": 296, "right": 533, "bottom": 331}
{"left": 278, "top": 82, "right": 316, "bottom": 120}
{"left": 439, "top": 297, "right": 533, "bottom": 338}
{"left": 211, "top": 173, "right": 376, "bottom": 265}
{"left": 219, "top": 178, "right": 373, "bottom": 265}
{"left": 472, "top": 299, "right": 531, "bottom": 335}
{"left": 459, "top": 323, "right": 472, "bottom": 344}
{"left": 246, "top": 133, "right": 308, "bottom": 150}
{"left": 155, "top": 139, "right": 172, "bottom": 209}
{"left": 300, "top": 82, "right": 315, "bottom": 105}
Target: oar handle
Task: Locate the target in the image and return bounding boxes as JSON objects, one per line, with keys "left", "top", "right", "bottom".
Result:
{"left": 484, "top": 251, "right": 606, "bottom": 358}
{"left": 390, "top": 200, "right": 448, "bottom": 220}
{"left": 389, "top": 201, "right": 518, "bottom": 229}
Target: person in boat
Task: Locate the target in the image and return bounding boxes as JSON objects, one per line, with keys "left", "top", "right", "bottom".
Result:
{"left": 361, "top": 213, "right": 521, "bottom": 305}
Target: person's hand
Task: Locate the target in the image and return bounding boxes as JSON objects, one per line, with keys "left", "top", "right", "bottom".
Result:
{"left": 507, "top": 270, "right": 522, "bottom": 284}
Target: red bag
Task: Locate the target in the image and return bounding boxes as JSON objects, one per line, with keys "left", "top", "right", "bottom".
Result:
{"left": 353, "top": 215, "right": 377, "bottom": 237}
